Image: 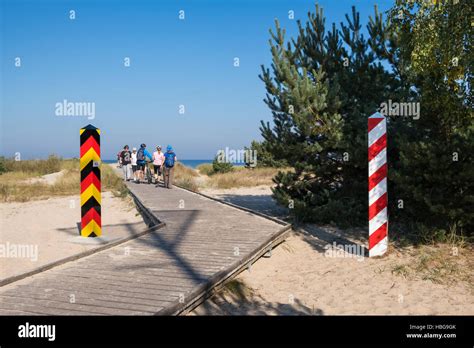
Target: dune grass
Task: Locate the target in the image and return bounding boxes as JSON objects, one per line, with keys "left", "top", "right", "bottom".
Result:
{"left": 205, "top": 167, "right": 287, "bottom": 189}
{"left": 196, "top": 163, "right": 213, "bottom": 176}
{"left": 390, "top": 244, "right": 473, "bottom": 286}
{"left": 102, "top": 164, "right": 129, "bottom": 197}
{"left": 0, "top": 157, "right": 127, "bottom": 202}
{"left": 174, "top": 162, "right": 200, "bottom": 192}
{"left": 174, "top": 163, "right": 289, "bottom": 191}
{"left": 0, "top": 157, "right": 283, "bottom": 201}
{"left": 1, "top": 155, "right": 62, "bottom": 176}
{"left": 174, "top": 162, "right": 199, "bottom": 178}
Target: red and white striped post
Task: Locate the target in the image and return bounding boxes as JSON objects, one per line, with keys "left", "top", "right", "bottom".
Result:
{"left": 368, "top": 112, "right": 388, "bottom": 257}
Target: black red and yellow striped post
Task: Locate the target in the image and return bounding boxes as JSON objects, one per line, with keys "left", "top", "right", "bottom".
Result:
{"left": 80, "top": 124, "right": 101, "bottom": 237}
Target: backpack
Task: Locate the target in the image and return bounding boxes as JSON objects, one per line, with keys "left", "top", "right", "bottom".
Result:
{"left": 164, "top": 152, "right": 175, "bottom": 167}
{"left": 137, "top": 148, "right": 145, "bottom": 161}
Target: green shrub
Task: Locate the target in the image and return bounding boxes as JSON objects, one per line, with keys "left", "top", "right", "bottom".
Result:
{"left": 0, "top": 157, "right": 7, "bottom": 175}
{"left": 212, "top": 156, "right": 234, "bottom": 174}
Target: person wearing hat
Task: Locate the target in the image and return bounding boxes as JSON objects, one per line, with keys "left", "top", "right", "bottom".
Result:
{"left": 152, "top": 145, "right": 165, "bottom": 185}
{"left": 131, "top": 147, "right": 138, "bottom": 182}
{"left": 163, "top": 145, "right": 177, "bottom": 189}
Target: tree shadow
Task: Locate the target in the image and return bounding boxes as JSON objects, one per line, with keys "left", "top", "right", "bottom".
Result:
{"left": 120, "top": 209, "right": 209, "bottom": 284}
{"left": 192, "top": 279, "right": 323, "bottom": 316}
{"left": 56, "top": 221, "right": 146, "bottom": 240}
{"left": 56, "top": 207, "right": 210, "bottom": 285}
{"left": 206, "top": 192, "right": 368, "bottom": 258}
{"left": 209, "top": 193, "right": 290, "bottom": 221}
{"left": 296, "top": 224, "right": 368, "bottom": 257}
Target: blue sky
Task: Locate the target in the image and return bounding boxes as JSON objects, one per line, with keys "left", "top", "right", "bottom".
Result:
{"left": 1, "top": 0, "right": 393, "bottom": 160}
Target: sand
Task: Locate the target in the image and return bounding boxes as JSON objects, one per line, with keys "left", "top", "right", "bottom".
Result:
{"left": 191, "top": 186, "right": 474, "bottom": 315}
{"left": 0, "top": 192, "right": 146, "bottom": 280}
{"left": 23, "top": 170, "right": 68, "bottom": 185}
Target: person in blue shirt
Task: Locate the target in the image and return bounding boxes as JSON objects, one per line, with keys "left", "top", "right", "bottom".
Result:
{"left": 163, "top": 145, "right": 177, "bottom": 189}
{"left": 136, "top": 143, "right": 153, "bottom": 183}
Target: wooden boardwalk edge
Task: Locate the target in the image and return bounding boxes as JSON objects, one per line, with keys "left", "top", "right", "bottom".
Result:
{"left": 161, "top": 224, "right": 292, "bottom": 315}
{"left": 127, "top": 186, "right": 162, "bottom": 227}
{"left": 0, "top": 222, "right": 166, "bottom": 288}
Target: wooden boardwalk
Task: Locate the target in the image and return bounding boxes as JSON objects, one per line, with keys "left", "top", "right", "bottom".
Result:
{"left": 0, "top": 178, "right": 290, "bottom": 315}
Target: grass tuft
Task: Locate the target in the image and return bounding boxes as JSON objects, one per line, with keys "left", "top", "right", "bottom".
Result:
{"left": 173, "top": 163, "right": 291, "bottom": 191}
{"left": 222, "top": 279, "right": 255, "bottom": 302}
{"left": 1, "top": 155, "right": 62, "bottom": 175}
{"left": 174, "top": 162, "right": 199, "bottom": 192}
{"left": 390, "top": 244, "right": 473, "bottom": 286}
{"left": 206, "top": 167, "right": 288, "bottom": 189}
{"left": 0, "top": 158, "right": 128, "bottom": 202}
{"left": 196, "top": 163, "right": 213, "bottom": 176}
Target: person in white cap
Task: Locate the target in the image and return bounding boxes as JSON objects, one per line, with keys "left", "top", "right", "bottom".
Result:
{"left": 131, "top": 147, "right": 138, "bottom": 182}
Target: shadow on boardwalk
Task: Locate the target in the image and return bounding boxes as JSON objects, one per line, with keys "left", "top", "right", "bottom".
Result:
{"left": 59, "top": 207, "right": 210, "bottom": 285}
{"left": 122, "top": 209, "right": 209, "bottom": 284}
{"left": 206, "top": 193, "right": 289, "bottom": 221}
{"left": 57, "top": 221, "right": 146, "bottom": 238}
{"left": 203, "top": 192, "right": 367, "bottom": 258}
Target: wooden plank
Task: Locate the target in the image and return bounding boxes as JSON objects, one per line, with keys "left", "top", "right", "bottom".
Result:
{"left": 0, "top": 307, "right": 43, "bottom": 315}
{"left": 88, "top": 252, "right": 241, "bottom": 264}
{"left": 0, "top": 294, "right": 152, "bottom": 315}
{"left": 119, "top": 250, "right": 252, "bottom": 258}
{"left": 0, "top": 290, "right": 163, "bottom": 313}
{"left": 60, "top": 264, "right": 221, "bottom": 279}
{"left": 52, "top": 269, "right": 202, "bottom": 288}
{"left": 17, "top": 279, "right": 184, "bottom": 303}
{"left": 46, "top": 273, "right": 198, "bottom": 292}
{"left": 0, "top": 296, "right": 134, "bottom": 316}
{"left": 8, "top": 286, "right": 170, "bottom": 308}
{"left": 12, "top": 284, "right": 173, "bottom": 307}
{"left": 61, "top": 264, "right": 220, "bottom": 279}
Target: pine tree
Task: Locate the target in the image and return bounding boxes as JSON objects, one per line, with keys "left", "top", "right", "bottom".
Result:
{"left": 260, "top": 5, "right": 400, "bottom": 225}
{"left": 259, "top": 17, "right": 346, "bottom": 223}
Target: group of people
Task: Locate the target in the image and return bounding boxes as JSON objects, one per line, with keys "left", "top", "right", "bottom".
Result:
{"left": 117, "top": 144, "right": 177, "bottom": 188}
